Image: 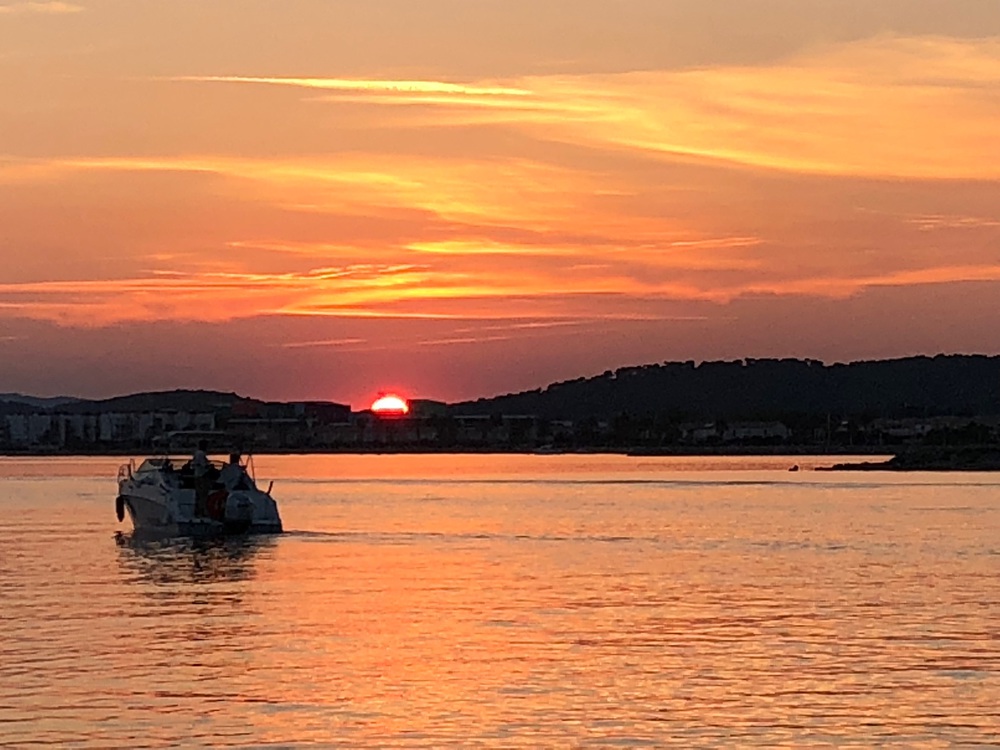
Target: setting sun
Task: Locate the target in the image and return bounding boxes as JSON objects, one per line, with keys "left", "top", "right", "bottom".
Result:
{"left": 371, "top": 394, "right": 410, "bottom": 415}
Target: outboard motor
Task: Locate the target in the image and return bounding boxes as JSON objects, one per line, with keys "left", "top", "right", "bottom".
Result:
{"left": 115, "top": 495, "right": 126, "bottom": 523}
{"left": 224, "top": 492, "right": 255, "bottom": 533}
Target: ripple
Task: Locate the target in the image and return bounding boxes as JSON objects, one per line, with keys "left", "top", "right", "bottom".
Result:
{"left": 2, "top": 461, "right": 999, "bottom": 747}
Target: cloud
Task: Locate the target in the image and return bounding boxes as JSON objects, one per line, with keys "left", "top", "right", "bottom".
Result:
{"left": 170, "top": 36, "right": 1000, "bottom": 180}
{"left": 0, "top": 264, "right": 444, "bottom": 326}
{"left": 280, "top": 337, "right": 368, "bottom": 349}
{"left": 0, "top": 1, "right": 83, "bottom": 14}
{"left": 568, "top": 35, "right": 1000, "bottom": 180}
{"left": 544, "top": 36, "right": 1000, "bottom": 180}
{"left": 906, "top": 214, "right": 1000, "bottom": 231}
{"left": 6, "top": 251, "right": 1000, "bottom": 331}
{"left": 8, "top": 152, "right": 596, "bottom": 233}
{"left": 172, "top": 76, "right": 532, "bottom": 99}
{"left": 4, "top": 142, "right": 998, "bottom": 329}
{"left": 4, "top": 34, "right": 999, "bottom": 333}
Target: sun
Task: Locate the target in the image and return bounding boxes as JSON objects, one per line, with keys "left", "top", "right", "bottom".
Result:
{"left": 371, "top": 394, "right": 410, "bottom": 415}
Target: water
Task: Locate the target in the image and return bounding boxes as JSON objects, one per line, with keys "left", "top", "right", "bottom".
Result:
{"left": 2, "top": 454, "right": 999, "bottom": 748}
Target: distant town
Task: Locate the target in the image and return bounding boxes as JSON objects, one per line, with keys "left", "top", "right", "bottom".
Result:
{"left": 3, "top": 355, "right": 1000, "bottom": 456}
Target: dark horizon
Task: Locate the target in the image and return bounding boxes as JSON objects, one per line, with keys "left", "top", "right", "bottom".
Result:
{"left": 5, "top": 354, "right": 1000, "bottom": 427}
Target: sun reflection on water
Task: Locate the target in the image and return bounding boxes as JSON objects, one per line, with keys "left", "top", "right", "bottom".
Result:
{"left": 0, "top": 455, "right": 998, "bottom": 747}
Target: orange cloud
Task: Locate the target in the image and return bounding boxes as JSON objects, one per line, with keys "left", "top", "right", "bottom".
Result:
{"left": 0, "top": 1, "right": 82, "bottom": 14}
{"left": 16, "top": 153, "right": 591, "bottom": 231}
{"left": 175, "top": 36, "right": 1000, "bottom": 179}
{"left": 906, "top": 214, "right": 1000, "bottom": 231}
{"left": 3, "top": 35, "right": 999, "bottom": 333}
{"left": 558, "top": 36, "right": 1000, "bottom": 179}
{"left": 3, "top": 147, "right": 998, "bottom": 329}
{"left": 172, "top": 76, "right": 533, "bottom": 99}
{"left": 10, "top": 251, "right": 998, "bottom": 331}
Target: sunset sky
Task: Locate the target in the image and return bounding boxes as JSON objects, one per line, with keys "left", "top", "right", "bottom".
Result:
{"left": 2, "top": 1, "right": 999, "bottom": 407}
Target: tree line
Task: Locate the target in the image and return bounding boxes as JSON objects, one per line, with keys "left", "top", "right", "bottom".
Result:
{"left": 452, "top": 355, "right": 1000, "bottom": 422}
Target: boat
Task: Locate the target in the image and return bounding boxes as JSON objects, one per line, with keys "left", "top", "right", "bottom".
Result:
{"left": 116, "top": 453, "right": 283, "bottom": 536}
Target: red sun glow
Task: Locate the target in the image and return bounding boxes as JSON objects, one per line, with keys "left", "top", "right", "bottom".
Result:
{"left": 371, "top": 394, "right": 410, "bottom": 414}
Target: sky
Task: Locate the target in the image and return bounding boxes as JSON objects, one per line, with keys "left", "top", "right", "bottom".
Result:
{"left": 1, "top": 0, "right": 999, "bottom": 408}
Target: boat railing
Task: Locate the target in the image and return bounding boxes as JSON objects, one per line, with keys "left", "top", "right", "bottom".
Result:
{"left": 117, "top": 454, "right": 267, "bottom": 492}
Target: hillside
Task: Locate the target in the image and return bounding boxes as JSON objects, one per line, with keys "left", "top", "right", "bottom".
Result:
{"left": 61, "top": 390, "right": 259, "bottom": 414}
{"left": 0, "top": 390, "right": 260, "bottom": 416}
{"left": 452, "top": 355, "right": 1000, "bottom": 420}
{"left": 0, "top": 394, "right": 82, "bottom": 410}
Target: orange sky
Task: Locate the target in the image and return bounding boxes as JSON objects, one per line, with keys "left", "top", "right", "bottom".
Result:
{"left": 1, "top": 1, "right": 999, "bottom": 407}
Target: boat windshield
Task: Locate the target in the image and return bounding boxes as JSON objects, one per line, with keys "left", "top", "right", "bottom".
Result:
{"left": 137, "top": 457, "right": 228, "bottom": 473}
{"left": 134, "top": 456, "right": 256, "bottom": 490}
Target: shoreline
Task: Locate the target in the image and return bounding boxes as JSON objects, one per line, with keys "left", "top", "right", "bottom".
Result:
{"left": 819, "top": 446, "right": 1000, "bottom": 472}
{"left": 2, "top": 445, "right": 998, "bottom": 471}
{"left": 1, "top": 445, "right": 891, "bottom": 458}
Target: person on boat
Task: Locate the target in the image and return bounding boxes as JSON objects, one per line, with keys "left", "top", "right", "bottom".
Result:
{"left": 191, "top": 440, "right": 211, "bottom": 516}
{"left": 219, "top": 451, "right": 251, "bottom": 491}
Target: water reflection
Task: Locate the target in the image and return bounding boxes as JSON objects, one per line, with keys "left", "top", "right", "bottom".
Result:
{"left": 114, "top": 531, "right": 274, "bottom": 586}
{"left": 2, "top": 457, "right": 999, "bottom": 747}
{"left": 113, "top": 533, "right": 276, "bottom": 659}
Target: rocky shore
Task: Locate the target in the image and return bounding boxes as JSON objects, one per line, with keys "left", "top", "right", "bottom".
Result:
{"left": 822, "top": 447, "right": 1000, "bottom": 471}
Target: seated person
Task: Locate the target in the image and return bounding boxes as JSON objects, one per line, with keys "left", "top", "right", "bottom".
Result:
{"left": 219, "top": 452, "right": 251, "bottom": 491}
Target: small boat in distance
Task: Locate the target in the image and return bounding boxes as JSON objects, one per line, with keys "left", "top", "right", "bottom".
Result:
{"left": 116, "top": 452, "right": 283, "bottom": 537}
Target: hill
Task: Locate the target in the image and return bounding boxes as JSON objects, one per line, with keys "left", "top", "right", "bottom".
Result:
{"left": 0, "top": 390, "right": 261, "bottom": 416}
{"left": 58, "top": 390, "right": 260, "bottom": 414}
{"left": 0, "top": 394, "right": 83, "bottom": 410}
{"left": 452, "top": 355, "right": 1000, "bottom": 421}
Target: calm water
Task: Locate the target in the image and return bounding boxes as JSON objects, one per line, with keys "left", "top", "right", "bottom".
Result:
{"left": 1, "top": 454, "right": 999, "bottom": 748}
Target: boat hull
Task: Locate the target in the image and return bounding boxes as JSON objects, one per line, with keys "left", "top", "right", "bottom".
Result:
{"left": 118, "top": 490, "right": 283, "bottom": 537}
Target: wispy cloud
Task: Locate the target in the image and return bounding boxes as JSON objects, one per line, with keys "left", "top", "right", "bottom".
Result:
{"left": 0, "top": 2, "right": 83, "bottom": 14}
{"left": 8, "top": 153, "right": 595, "bottom": 231}
{"left": 280, "top": 337, "right": 368, "bottom": 349}
{"left": 906, "top": 214, "right": 1000, "bottom": 231}
{"left": 414, "top": 333, "right": 515, "bottom": 347}
{"left": 168, "top": 37, "right": 1000, "bottom": 180}
{"left": 540, "top": 37, "right": 1000, "bottom": 179}
{"left": 4, "top": 143, "right": 998, "bottom": 329}
{"left": 732, "top": 264, "right": 1000, "bottom": 299}
{"left": 172, "top": 76, "right": 532, "bottom": 98}
{"left": 4, "top": 35, "right": 1000, "bottom": 334}
{"left": 6, "top": 252, "right": 1000, "bottom": 330}
{"left": 167, "top": 75, "right": 550, "bottom": 116}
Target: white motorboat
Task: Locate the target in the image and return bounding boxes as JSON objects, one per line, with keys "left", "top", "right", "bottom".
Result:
{"left": 116, "top": 454, "right": 283, "bottom": 536}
